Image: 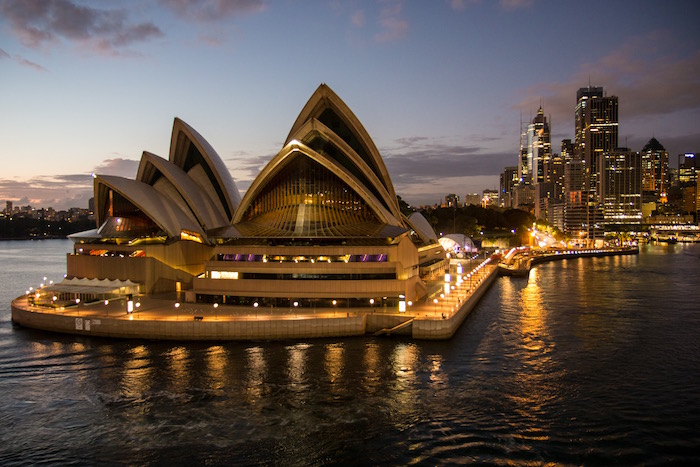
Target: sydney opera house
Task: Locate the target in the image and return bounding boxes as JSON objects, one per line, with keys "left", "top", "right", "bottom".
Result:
{"left": 65, "top": 84, "right": 447, "bottom": 312}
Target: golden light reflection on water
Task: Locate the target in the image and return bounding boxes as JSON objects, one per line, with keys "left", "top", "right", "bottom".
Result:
{"left": 121, "top": 345, "right": 153, "bottom": 397}
{"left": 205, "top": 345, "right": 228, "bottom": 389}
{"left": 324, "top": 343, "right": 344, "bottom": 385}
{"left": 520, "top": 269, "right": 547, "bottom": 354}
{"left": 506, "top": 267, "right": 554, "bottom": 439}
{"left": 363, "top": 342, "right": 380, "bottom": 394}
{"left": 166, "top": 346, "right": 190, "bottom": 394}
{"left": 388, "top": 343, "right": 419, "bottom": 424}
{"left": 428, "top": 355, "right": 447, "bottom": 386}
{"left": 286, "top": 343, "right": 309, "bottom": 386}
{"left": 391, "top": 343, "right": 418, "bottom": 382}
{"left": 245, "top": 346, "right": 266, "bottom": 404}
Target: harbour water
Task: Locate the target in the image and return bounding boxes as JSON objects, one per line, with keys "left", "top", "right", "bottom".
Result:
{"left": 1, "top": 239, "right": 699, "bottom": 465}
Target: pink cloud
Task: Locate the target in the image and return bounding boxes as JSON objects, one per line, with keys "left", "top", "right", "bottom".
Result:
{"left": 0, "top": 0, "right": 163, "bottom": 56}
{"left": 374, "top": 1, "right": 408, "bottom": 43}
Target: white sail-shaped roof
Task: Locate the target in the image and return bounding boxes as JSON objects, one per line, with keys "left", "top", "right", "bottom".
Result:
{"left": 406, "top": 212, "right": 439, "bottom": 243}
{"left": 285, "top": 84, "right": 401, "bottom": 216}
{"left": 169, "top": 118, "right": 241, "bottom": 221}
{"left": 94, "top": 175, "right": 204, "bottom": 238}
{"left": 137, "top": 151, "right": 230, "bottom": 230}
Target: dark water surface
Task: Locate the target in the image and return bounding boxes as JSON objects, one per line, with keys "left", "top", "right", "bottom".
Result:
{"left": 1, "top": 240, "right": 699, "bottom": 465}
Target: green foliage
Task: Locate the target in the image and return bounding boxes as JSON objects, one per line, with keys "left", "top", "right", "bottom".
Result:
{"left": 396, "top": 195, "right": 412, "bottom": 217}
{"left": 419, "top": 205, "right": 535, "bottom": 238}
{"left": 0, "top": 218, "right": 95, "bottom": 239}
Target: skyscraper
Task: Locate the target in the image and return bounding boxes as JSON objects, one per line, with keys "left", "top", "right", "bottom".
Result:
{"left": 499, "top": 166, "right": 518, "bottom": 208}
{"left": 575, "top": 86, "right": 619, "bottom": 187}
{"left": 640, "top": 137, "right": 669, "bottom": 204}
{"left": 526, "top": 107, "right": 551, "bottom": 185}
{"left": 575, "top": 86, "right": 618, "bottom": 238}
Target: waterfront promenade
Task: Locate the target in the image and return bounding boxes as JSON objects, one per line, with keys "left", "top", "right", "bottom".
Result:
{"left": 11, "top": 247, "right": 637, "bottom": 341}
{"left": 12, "top": 256, "right": 498, "bottom": 341}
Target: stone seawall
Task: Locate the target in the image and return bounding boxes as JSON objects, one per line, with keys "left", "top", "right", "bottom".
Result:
{"left": 412, "top": 266, "right": 499, "bottom": 340}
{"left": 11, "top": 302, "right": 366, "bottom": 340}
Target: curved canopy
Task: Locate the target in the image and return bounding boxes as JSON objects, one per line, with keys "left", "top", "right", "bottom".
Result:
{"left": 439, "top": 234, "right": 476, "bottom": 255}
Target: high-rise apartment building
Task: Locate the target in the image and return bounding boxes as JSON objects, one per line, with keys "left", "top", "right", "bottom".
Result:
{"left": 564, "top": 157, "right": 587, "bottom": 236}
{"left": 678, "top": 153, "right": 697, "bottom": 186}
{"left": 601, "top": 149, "right": 642, "bottom": 228}
{"left": 499, "top": 166, "right": 518, "bottom": 208}
{"left": 640, "top": 137, "right": 669, "bottom": 204}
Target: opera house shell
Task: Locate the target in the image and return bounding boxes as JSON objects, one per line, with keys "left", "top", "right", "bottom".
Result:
{"left": 67, "top": 84, "right": 446, "bottom": 310}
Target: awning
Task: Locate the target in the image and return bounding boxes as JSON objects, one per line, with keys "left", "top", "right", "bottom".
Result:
{"left": 43, "top": 278, "right": 140, "bottom": 295}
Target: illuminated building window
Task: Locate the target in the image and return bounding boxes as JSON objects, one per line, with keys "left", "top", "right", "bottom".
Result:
{"left": 210, "top": 271, "right": 239, "bottom": 279}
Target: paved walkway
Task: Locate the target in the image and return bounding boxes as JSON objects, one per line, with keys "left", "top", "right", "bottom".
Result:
{"left": 19, "top": 258, "right": 497, "bottom": 324}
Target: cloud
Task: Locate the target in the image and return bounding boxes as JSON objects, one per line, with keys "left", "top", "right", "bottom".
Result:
{"left": 0, "top": 46, "right": 47, "bottom": 71}
{"left": 0, "top": 0, "right": 163, "bottom": 55}
{"left": 0, "top": 174, "right": 93, "bottom": 210}
{"left": 499, "top": 0, "right": 534, "bottom": 10}
{"left": 514, "top": 31, "right": 700, "bottom": 151}
{"left": 381, "top": 137, "right": 512, "bottom": 190}
{"left": 160, "top": 0, "right": 266, "bottom": 22}
{"left": 92, "top": 158, "right": 139, "bottom": 178}
{"left": 446, "top": 0, "right": 480, "bottom": 11}
{"left": 14, "top": 54, "right": 47, "bottom": 71}
{"left": 0, "top": 157, "right": 140, "bottom": 210}
{"left": 351, "top": 9, "right": 365, "bottom": 28}
{"left": 374, "top": 1, "right": 408, "bottom": 43}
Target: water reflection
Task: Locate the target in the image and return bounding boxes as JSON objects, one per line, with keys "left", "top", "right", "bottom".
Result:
{"left": 428, "top": 355, "right": 446, "bottom": 387}
{"left": 287, "top": 343, "right": 310, "bottom": 405}
{"left": 519, "top": 269, "right": 548, "bottom": 355}
{"left": 121, "top": 345, "right": 152, "bottom": 398}
{"left": 245, "top": 346, "right": 266, "bottom": 405}
{"left": 166, "top": 346, "right": 190, "bottom": 395}
{"left": 205, "top": 345, "right": 228, "bottom": 390}
{"left": 363, "top": 342, "right": 380, "bottom": 394}
{"left": 2, "top": 243, "right": 699, "bottom": 465}
{"left": 505, "top": 266, "right": 554, "bottom": 441}
{"left": 324, "top": 342, "right": 344, "bottom": 385}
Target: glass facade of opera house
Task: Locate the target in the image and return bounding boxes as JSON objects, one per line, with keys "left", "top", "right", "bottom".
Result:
{"left": 66, "top": 85, "right": 447, "bottom": 309}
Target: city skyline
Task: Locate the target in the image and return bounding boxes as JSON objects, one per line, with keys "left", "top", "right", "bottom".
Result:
{"left": 1, "top": 0, "right": 699, "bottom": 210}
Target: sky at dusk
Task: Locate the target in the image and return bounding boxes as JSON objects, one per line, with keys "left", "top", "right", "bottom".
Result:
{"left": 1, "top": 0, "right": 699, "bottom": 210}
